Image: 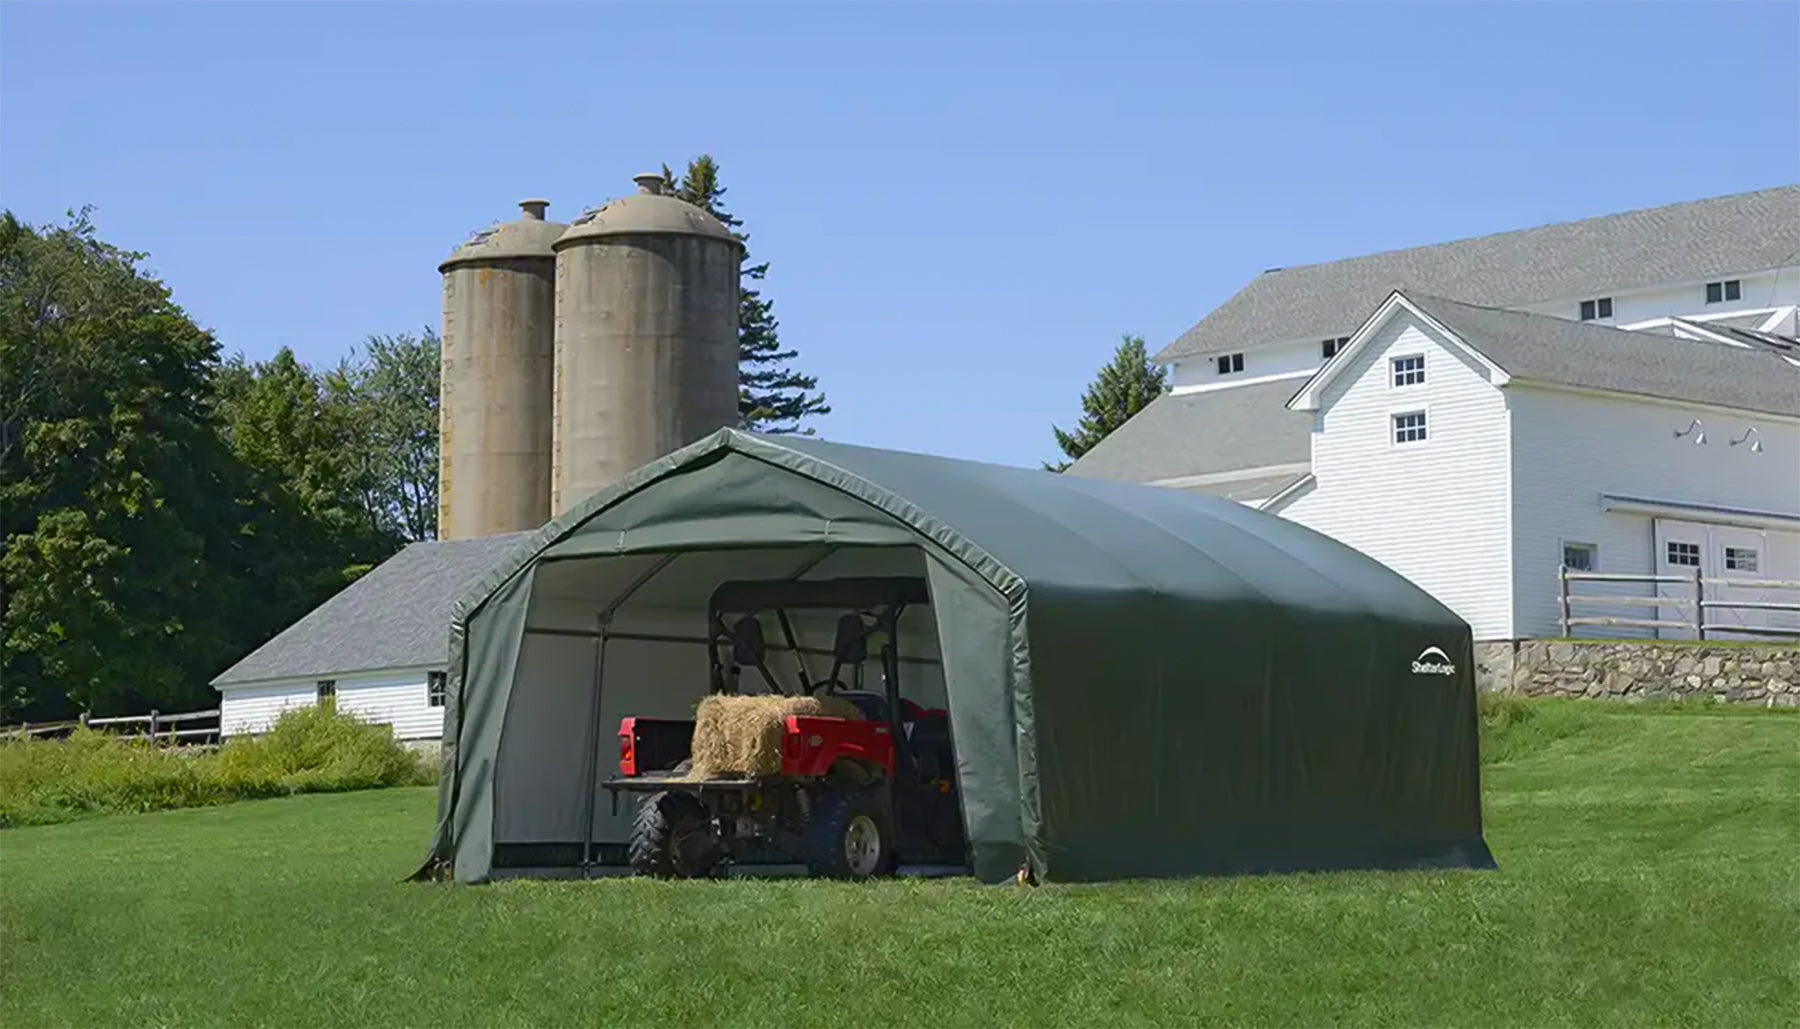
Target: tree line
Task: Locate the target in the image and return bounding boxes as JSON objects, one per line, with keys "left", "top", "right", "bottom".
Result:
{"left": 0, "top": 208, "right": 441, "bottom": 721}
{"left": 1, "top": 157, "right": 829, "bottom": 722}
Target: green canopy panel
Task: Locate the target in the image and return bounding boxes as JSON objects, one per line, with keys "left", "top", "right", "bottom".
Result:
{"left": 420, "top": 429, "right": 1495, "bottom": 885}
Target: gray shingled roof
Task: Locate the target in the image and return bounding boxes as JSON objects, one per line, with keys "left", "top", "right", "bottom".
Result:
{"left": 1176, "top": 470, "right": 1309, "bottom": 503}
{"left": 1403, "top": 292, "right": 1800, "bottom": 418}
{"left": 211, "top": 532, "right": 533, "bottom": 687}
{"left": 1065, "top": 377, "right": 1311, "bottom": 483}
{"left": 1159, "top": 185, "right": 1800, "bottom": 361}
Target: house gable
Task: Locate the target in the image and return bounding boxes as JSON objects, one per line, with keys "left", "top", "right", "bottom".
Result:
{"left": 1277, "top": 304, "right": 1515, "bottom": 638}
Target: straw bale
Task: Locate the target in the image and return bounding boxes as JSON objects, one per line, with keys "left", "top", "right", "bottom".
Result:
{"left": 686, "top": 694, "right": 863, "bottom": 779}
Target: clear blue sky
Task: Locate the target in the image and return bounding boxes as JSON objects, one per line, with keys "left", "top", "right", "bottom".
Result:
{"left": 4, "top": 2, "right": 1796, "bottom": 468}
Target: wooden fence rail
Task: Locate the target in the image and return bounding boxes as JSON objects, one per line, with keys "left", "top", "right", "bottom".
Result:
{"left": 1560, "top": 566, "right": 1800, "bottom": 640}
{"left": 0, "top": 708, "right": 221, "bottom": 746}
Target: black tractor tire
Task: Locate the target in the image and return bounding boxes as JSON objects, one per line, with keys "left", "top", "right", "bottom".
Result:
{"left": 803, "top": 785, "right": 895, "bottom": 880}
{"left": 629, "top": 791, "right": 721, "bottom": 879}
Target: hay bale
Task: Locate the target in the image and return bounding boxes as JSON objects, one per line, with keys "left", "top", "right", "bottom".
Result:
{"left": 686, "top": 694, "right": 862, "bottom": 779}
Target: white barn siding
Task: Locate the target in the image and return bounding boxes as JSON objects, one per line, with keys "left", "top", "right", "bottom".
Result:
{"left": 1507, "top": 385, "right": 1800, "bottom": 638}
{"left": 218, "top": 667, "right": 445, "bottom": 740}
{"left": 1170, "top": 338, "right": 1325, "bottom": 393}
{"left": 333, "top": 669, "right": 446, "bottom": 741}
{"left": 218, "top": 681, "right": 316, "bottom": 737}
{"left": 1282, "top": 315, "right": 1515, "bottom": 638}
{"left": 1516, "top": 268, "right": 1800, "bottom": 331}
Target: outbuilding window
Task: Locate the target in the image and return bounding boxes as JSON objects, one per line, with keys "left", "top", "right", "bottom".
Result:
{"left": 1392, "top": 411, "right": 1428, "bottom": 445}
{"left": 1724, "top": 546, "right": 1758, "bottom": 573}
{"left": 428, "top": 671, "right": 447, "bottom": 708}
{"left": 1391, "top": 355, "right": 1425, "bottom": 387}
{"left": 1579, "top": 297, "right": 1613, "bottom": 321}
{"left": 1562, "top": 543, "right": 1598, "bottom": 572}
{"left": 1666, "top": 541, "right": 1701, "bottom": 567}
{"left": 316, "top": 679, "right": 336, "bottom": 703}
{"left": 1705, "top": 280, "right": 1741, "bottom": 304}
{"left": 1216, "top": 353, "right": 1245, "bottom": 375}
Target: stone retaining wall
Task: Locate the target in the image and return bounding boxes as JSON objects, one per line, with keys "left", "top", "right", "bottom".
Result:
{"left": 1475, "top": 640, "right": 1798, "bottom": 706}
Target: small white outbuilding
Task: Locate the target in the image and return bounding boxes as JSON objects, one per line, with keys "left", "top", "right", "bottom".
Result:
{"left": 211, "top": 532, "right": 529, "bottom": 742}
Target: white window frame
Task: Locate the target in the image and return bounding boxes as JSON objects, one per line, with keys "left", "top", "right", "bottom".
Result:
{"left": 1390, "top": 408, "right": 1429, "bottom": 447}
{"left": 1560, "top": 541, "right": 1599, "bottom": 573}
{"left": 1321, "top": 336, "right": 1349, "bottom": 360}
{"left": 1723, "top": 546, "right": 1758, "bottom": 573}
{"left": 1216, "top": 352, "right": 1245, "bottom": 376}
{"left": 427, "top": 671, "right": 447, "bottom": 708}
{"left": 1665, "top": 540, "right": 1701, "bottom": 568}
{"left": 1705, "top": 279, "right": 1742, "bottom": 304}
{"left": 1390, "top": 354, "right": 1426, "bottom": 388}
{"left": 316, "top": 679, "right": 337, "bottom": 705}
{"left": 1579, "top": 297, "right": 1614, "bottom": 321}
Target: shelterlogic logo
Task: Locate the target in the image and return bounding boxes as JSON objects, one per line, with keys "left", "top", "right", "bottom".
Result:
{"left": 1411, "top": 647, "right": 1456, "bottom": 676}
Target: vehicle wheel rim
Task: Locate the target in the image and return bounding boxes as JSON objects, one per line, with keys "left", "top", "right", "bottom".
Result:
{"left": 844, "top": 814, "right": 881, "bottom": 876}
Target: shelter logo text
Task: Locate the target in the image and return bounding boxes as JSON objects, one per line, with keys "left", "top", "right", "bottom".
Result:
{"left": 1411, "top": 647, "right": 1456, "bottom": 676}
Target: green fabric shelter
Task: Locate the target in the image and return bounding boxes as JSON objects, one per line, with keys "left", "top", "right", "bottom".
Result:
{"left": 421, "top": 429, "right": 1494, "bottom": 884}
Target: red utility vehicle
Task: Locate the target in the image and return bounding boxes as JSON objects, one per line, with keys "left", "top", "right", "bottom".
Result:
{"left": 604, "top": 577, "right": 966, "bottom": 879}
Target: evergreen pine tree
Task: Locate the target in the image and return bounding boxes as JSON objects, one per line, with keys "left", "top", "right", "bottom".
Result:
{"left": 1047, "top": 334, "right": 1168, "bottom": 471}
{"left": 666, "top": 156, "right": 829, "bottom": 434}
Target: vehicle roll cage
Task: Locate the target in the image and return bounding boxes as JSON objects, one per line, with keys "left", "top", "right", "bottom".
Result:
{"left": 705, "top": 576, "right": 930, "bottom": 701}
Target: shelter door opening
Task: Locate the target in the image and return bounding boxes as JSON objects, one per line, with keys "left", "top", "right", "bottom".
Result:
{"left": 603, "top": 575, "right": 968, "bottom": 878}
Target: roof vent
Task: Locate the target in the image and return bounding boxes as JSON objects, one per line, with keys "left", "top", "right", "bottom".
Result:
{"left": 633, "top": 173, "right": 665, "bottom": 196}
{"left": 519, "top": 199, "right": 549, "bottom": 221}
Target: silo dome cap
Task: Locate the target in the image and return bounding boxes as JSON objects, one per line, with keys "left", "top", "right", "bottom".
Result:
{"left": 439, "top": 199, "right": 567, "bottom": 270}
{"left": 555, "top": 173, "right": 742, "bottom": 249}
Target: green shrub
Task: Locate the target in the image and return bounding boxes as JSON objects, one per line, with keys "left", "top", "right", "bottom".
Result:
{"left": 0, "top": 706, "right": 433, "bottom": 828}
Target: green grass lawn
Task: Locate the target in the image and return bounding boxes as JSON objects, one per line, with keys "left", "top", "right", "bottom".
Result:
{"left": 3, "top": 702, "right": 1796, "bottom": 1028}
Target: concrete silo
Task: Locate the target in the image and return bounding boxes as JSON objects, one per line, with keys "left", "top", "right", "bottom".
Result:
{"left": 437, "top": 200, "right": 564, "bottom": 540}
{"left": 551, "top": 174, "right": 742, "bottom": 515}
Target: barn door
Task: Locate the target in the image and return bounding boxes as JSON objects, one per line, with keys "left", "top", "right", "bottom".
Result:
{"left": 1707, "top": 525, "right": 1770, "bottom": 639}
{"left": 1652, "top": 519, "right": 1706, "bottom": 640}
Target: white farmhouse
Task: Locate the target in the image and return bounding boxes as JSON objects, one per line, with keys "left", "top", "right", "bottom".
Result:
{"left": 1070, "top": 185, "right": 1800, "bottom": 642}
{"left": 210, "top": 533, "right": 528, "bottom": 741}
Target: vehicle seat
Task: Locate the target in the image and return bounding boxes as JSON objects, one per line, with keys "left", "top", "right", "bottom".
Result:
{"left": 831, "top": 690, "right": 889, "bottom": 722}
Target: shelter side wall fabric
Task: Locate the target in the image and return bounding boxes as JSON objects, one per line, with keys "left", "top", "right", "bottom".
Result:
{"left": 493, "top": 633, "right": 598, "bottom": 845}
{"left": 1025, "top": 583, "right": 1489, "bottom": 880}
{"left": 925, "top": 556, "right": 1027, "bottom": 882}
{"left": 582, "top": 628, "right": 714, "bottom": 847}
{"left": 451, "top": 564, "right": 537, "bottom": 883}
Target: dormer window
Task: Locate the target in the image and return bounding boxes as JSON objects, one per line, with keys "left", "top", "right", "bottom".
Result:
{"left": 1579, "top": 297, "right": 1613, "bottom": 321}
{"left": 1391, "top": 354, "right": 1425, "bottom": 387}
{"left": 1705, "top": 280, "right": 1741, "bottom": 304}
{"left": 1321, "top": 336, "right": 1349, "bottom": 359}
{"left": 1216, "top": 353, "right": 1245, "bottom": 375}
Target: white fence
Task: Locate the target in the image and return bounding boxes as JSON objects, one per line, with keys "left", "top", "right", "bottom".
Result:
{"left": 1559, "top": 567, "right": 1800, "bottom": 640}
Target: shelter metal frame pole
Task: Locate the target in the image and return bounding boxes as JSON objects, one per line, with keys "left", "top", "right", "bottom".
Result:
{"left": 577, "top": 552, "right": 681, "bottom": 873}
{"left": 577, "top": 622, "right": 610, "bottom": 871}
{"left": 522, "top": 628, "right": 945, "bottom": 667}
{"left": 880, "top": 604, "right": 904, "bottom": 841}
